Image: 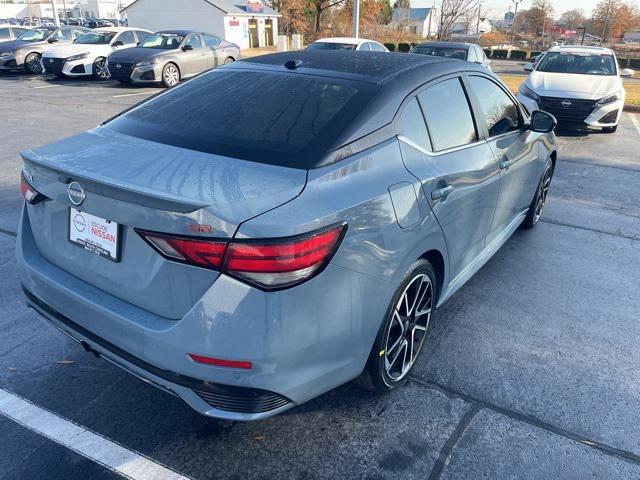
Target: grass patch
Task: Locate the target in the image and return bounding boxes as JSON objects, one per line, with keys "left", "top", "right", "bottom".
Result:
{"left": 497, "top": 74, "right": 640, "bottom": 106}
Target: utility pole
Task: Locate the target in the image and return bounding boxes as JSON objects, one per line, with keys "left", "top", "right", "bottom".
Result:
{"left": 62, "top": 0, "right": 68, "bottom": 23}
{"left": 50, "top": 0, "right": 60, "bottom": 26}
{"left": 510, "top": 0, "right": 523, "bottom": 45}
{"left": 351, "top": 0, "right": 360, "bottom": 38}
{"left": 577, "top": 26, "right": 586, "bottom": 45}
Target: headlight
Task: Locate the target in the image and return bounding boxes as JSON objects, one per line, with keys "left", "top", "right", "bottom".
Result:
{"left": 66, "top": 52, "right": 89, "bottom": 62}
{"left": 596, "top": 92, "right": 620, "bottom": 106}
{"left": 519, "top": 84, "right": 541, "bottom": 104}
{"left": 135, "top": 58, "right": 157, "bottom": 68}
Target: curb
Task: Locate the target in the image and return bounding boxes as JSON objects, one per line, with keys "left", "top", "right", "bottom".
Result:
{"left": 623, "top": 104, "right": 640, "bottom": 113}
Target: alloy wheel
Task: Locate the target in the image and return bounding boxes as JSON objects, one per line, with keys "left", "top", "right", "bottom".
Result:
{"left": 94, "top": 59, "right": 110, "bottom": 80}
{"left": 383, "top": 273, "right": 433, "bottom": 382}
{"left": 25, "top": 53, "right": 42, "bottom": 74}
{"left": 164, "top": 65, "right": 179, "bottom": 86}
{"left": 534, "top": 165, "right": 552, "bottom": 223}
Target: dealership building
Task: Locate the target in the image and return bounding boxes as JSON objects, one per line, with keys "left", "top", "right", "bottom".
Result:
{"left": 122, "top": 0, "right": 280, "bottom": 49}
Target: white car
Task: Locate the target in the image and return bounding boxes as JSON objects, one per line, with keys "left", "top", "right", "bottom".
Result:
{"left": 517, "top": 45, "right": 634, "bottom": 133}
{"left": 41, "top": 27, "right": 151, "bottom": 79}
{"left": 306, "top": 37, "right": 389, "bottom": 52}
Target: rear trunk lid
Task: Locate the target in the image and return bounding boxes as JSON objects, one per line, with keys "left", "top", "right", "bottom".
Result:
{"left": 22, "top": 128, "right": 307, "bottom": 319}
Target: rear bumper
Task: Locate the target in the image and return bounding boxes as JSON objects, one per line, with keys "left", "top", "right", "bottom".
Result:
{"left": 16, "top": 205, "right": 387, "bottom": 419}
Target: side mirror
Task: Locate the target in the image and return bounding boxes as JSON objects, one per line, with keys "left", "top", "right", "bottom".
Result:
{"left": 182, "top": 44, "right": 194, "bottom": 51}
{"left": 47, "top": 38, "right": 58, "bottom": 43}
{"left": 112, "top": 40, "right": 124, "bottom": 47}
{"left": 530, "top": 110, "right": 556, "bottom": 133}
{"left": 523, "top": 62, "right": 534, "bottom": 72}
{"left": 620, "top": 68, "right": 634, "bottom": 78}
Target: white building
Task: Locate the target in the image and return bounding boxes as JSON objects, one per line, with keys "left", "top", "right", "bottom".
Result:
{"left": 390, "top": 7, "right": 437, "bottom": 38}
{"left": 123, "top": 0, "right": 280, "bottom": 49}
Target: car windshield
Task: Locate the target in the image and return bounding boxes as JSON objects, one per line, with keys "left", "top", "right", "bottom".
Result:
{"left": 18, "top": 29, "right": 51, "bottom": 41}
{"left": 105, "top": 69, "right": 378, "bottom": 168}
{"left": 307, "top": 42, "right": 356, "bottom": 51}
{"left": 536, "top": 51, "right": 616, "bottom": 75}
{"left": 75, "top": 31, "right": 116, "bottom": 45}
{"left": 139, "top": 33, "right": 184, "bottom": 49}
{"left": 411, "top": 46, "right": 467, "bottom": 60}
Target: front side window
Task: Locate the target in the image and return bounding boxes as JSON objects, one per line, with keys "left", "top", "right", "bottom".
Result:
{"left": 18, "top": 29, "right": 51, "bottom": 42}
{"left": 116, "top": 31, "right": 135, "bottom": 45}
{"left": 0, "top": 28, "right": 11, "bottom": 40}
{"left": 139, "top": 33, "right": 184, "bottom": 49}
{"left": 536, "top": 51, "right": 616, "bottom": 76}
{"left": 135, "top": 30, "right": 152, "bottom": 42}
{"left": 184, "top": 34, "right": 202, "bottom": 49}
{"left": 398, "top": 98, "right": 430, "bottom": 150}
{"left": 468, "top": 76, "right": 520, "bottom": 137}
{"left": 75, "top": 31, "right": 116, "bottom": 45}
{"left": 418, "top": 78, "right": 477, "bottom": 151}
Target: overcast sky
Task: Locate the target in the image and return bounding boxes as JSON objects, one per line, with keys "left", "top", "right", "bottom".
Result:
{"left": 411, "top": 0, "right": 600, "bottom": 18}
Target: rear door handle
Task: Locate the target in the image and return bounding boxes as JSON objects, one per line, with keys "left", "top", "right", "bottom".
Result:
{"left": 431, "top": 185, "right": 454, "bottom": 201}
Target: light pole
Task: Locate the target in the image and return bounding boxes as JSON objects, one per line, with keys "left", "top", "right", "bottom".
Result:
{"left": 50, "top": 0, "right": 60, "bottom": 26}
{"left": 351, "top": 0, "right": 360, "bottom": 38}
{"left": 510, "top": 0, "right": 523, "bottom": 45}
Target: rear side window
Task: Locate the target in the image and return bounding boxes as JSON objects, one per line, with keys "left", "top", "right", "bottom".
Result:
{"left": 467, "top": 48, "right": 477, "bottom": 62}
{"left": 203, "top": 34, "right": 221, "bottom": 47}
{"left": 418, "top": 78, "right": 477, "bottom": 151}
{"left": 370, "top": 42, "right": 386, "bottom": 52}
{"left": 468, "top": 76, "right": 520, "bottom": 137}
{"left": 106, "top": 69, "right": 378, "bottom": 168}
{"left": 398, "top": 98, "right": 430, "bottom": 150}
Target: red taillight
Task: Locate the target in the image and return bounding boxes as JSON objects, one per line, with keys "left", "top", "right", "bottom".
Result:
{"left": 188, "top": 353, "right": 252, "bottom": 370}
{"left": 136, "top": 223, "right": 346, "bottom": 290}
{"left": 138, "top": 231, "right": 227, "bottom": 269}
{"left": 224, "top": 225, "right": 345, "bottom": 289}
{"left": 20, "top": 171, "right": 45, "bottom": 205}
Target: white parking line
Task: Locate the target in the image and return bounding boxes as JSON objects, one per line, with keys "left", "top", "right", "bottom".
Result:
{"left": 629, "top": 112, "right": 640, "bottom": 136}
{"left": 32, "top": 84, "right": 61, "bottom": 89}
{"left": 112, "top": 91, "right": 155, "bottom": 98}
{"left": 0, "top": 388, "right": 191, "bottom": 480}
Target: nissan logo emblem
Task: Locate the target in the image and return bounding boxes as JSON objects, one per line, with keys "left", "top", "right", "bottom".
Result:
{"left": 67, "top": 181, "right": 86, "bottom": 206}
{"left": 561, "top": 99, "right": 572, "bottom": 108}
{"left": 116, "top": 63, "right": 122, "bottom": 68}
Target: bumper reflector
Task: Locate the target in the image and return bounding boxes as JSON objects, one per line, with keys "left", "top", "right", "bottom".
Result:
{"left": 188, "top": 353, "right": 252, "bottom": 370}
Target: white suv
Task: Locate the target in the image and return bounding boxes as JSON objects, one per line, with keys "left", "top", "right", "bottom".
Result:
{"left": 517, "top": 45, "right": 634, "bottom": 133}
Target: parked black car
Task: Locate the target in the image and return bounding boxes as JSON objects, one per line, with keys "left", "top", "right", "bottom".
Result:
{"left": 108, "top": 30, "right": 240, "bottom": 87}
{"left": 410, "top": 41, "right": 492, "bottom": 71}
{"left": 0, "top": 26, "right": 88, "bottom": 73}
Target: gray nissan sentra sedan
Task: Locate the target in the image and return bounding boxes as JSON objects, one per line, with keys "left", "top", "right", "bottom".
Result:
{"left": 17, "top": 51, "right": 557, "bottom": 421}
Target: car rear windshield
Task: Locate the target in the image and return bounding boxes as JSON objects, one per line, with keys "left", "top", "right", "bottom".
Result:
{"left": 307, "top": 42, "right": 357, "bottom": 51}
{"left": 412, "top": 46, "right": 467, "bottom": 60}
{"left": 105, "top": 69, "right": 378, "bottom": 169}
{"left": 536, "top": 52, "right": 616, "bottom": 75}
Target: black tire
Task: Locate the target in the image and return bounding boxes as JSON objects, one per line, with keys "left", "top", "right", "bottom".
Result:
{"left": 356, "top": 259, "right": 436, "bottom": 392}
{"left": 603, "top": 125, "right": 618, "bottom": 133}
{"left": 24, "top": 52, "right": 43, "bottom": 74}
{"left": 92, "top": 57, "right": 110, "bottom": 80}
{"left": 224, "top": 57, "right": 235, "bottom": 64}
{"left": 161, "top": 63, "right": 180, "bottom": 88}
{"left": 522, "top": 158, "right": 553, "bottom": 229}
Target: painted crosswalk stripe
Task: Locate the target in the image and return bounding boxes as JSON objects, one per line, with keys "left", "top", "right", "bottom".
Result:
{"left": 112, "top": 91, "right": 156, "bottom": 98}
{"left": 0, "top": 388, "right": 191, "bottom": 480}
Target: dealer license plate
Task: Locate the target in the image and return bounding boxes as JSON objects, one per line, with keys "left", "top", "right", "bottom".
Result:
{"left": 68, "top": 208, "right": 120, "bottom": 262}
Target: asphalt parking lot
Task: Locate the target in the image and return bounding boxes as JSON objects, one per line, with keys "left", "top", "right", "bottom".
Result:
{"left": 1, "top": 71, "right": 640, "bottom": 480}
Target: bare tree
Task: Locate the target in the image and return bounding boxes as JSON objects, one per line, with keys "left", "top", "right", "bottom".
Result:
{"left": 437, "top": 0, "right": 481, "bottom": 40}
{"left": 309, "top": 0, "right": 347, "bottom": 33}
{"left": 559, "top": 8, "right": 587, "bottom": 30}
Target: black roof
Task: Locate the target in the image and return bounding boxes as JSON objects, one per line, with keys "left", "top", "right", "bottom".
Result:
{"left": 157, "top": 29, "right": 196, "bottom": 35}
{"left": 414, "top": 41, "right": 474, "bottom": 49}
